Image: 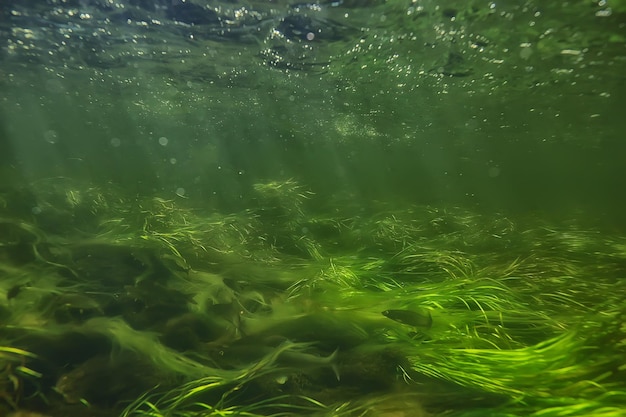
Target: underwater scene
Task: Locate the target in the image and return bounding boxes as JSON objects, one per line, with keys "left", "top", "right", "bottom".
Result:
{"left": 1, "top": 1, "right": 626, "bottom": 417}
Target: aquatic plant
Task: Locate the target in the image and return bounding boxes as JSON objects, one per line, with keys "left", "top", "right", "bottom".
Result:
{"left": 1, "top": 180, "right": 626, "bottom": 417}
{"left": 119, "top": 341, "right": 331, "bottom": 417}
{"left": 0, "top": 346, "right": 41, "bottom": 411}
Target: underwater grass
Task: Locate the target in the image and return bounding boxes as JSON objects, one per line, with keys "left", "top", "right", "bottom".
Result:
{"left": 291, "top": 268, "right": 573, "bottom": 350}
{"left": 440, "top": 390, "right": 626, "bottom": 417}
{"left": 122, "top": 393, "right": 328, "bottom": 417}
{"left": 3, "top": 180, "right": 626, "bottom": 417}
{"left": 119, "top": 342, "right": 331, "bottom": 417}
{"left": 407, "top": 310, "right": 625, "bottom": 401}
{"left": 0, "top": 346, "right": 41, "bottom": 410}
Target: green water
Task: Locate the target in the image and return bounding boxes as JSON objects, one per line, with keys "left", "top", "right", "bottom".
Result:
{"left": 1, "top": 1, "right": 626, "bottom": 416}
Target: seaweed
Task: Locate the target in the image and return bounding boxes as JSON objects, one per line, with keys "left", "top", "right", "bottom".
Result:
{"left": 1, "top": 179, "right": 625, "bottom": 417}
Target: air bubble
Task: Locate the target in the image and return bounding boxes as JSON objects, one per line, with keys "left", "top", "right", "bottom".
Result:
{"left": 44, "top": 130, "right": 58, "bottom": 144}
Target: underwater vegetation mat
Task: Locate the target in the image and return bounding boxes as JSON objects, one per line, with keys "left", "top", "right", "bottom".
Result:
{"left": 1, "top": 179, "right": 626, "bottom": 417}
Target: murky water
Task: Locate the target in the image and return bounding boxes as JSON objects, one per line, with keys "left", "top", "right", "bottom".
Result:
{"left": 1, "top": 1, "right": 625, "bottom": 417}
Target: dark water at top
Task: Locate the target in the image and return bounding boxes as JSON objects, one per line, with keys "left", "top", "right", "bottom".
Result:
{"left": 2, "top": 0, "right": 625, "bottom": 225}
